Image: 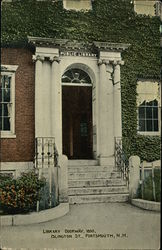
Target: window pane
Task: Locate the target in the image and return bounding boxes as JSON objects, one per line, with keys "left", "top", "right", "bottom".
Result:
{"left": 153, "top": 99, "right": 158, "bottom": 106}
{"left": 3, "top": 104, "right": 9, "bottom": 116}
{"left": 154, "top": 120, "right": 158, "bottom": 131}
{"left": 140, "top": 101, "right": 146, "bottom": 107}
{"left": 0, "top": 104, "right": 2, "bottom": 116}
{"left": 3, "top": 117, "right": 10, "bottom": 130}
{"left": 146, "top": 107, "right": 152, "bottom": 119}
{"left": 4, "top": 76, "right": 11, "bottom": 89}
{"left": 146, "top": 100, "right": 153, "bottom": 106}
{"left": 139, "top": 107, "right": 145, "bottom": 119}
{"left": 0, "top": 76, "right": 11, "bottom": 102}
{"left": 0, "top": 87, "right": 2, "bottom": 102}
{"left": 146, "top": 120, "right": 152, "bottom": 131}
{"left": 1, "top": 75, "right": 5, "bottom": 88}
{"left": 62, "top": 68, "right": 91, "bottom": 84}
{"left": 153, "top": 107, "right": 158, "bottom": 119}
{"left": 62, "top": 76, "right": 71, "bottom": 83}
{"left": 3, "top": 88, "right": 10, "bottom": 102}
{"left": 0, "top": 118, "right": 2, "bottom": 130}
{"left": 0, "top": 74, "right": 12, "bottom": 132}
{"left": 139, "top": 119, "right": 145, "bottom": 131}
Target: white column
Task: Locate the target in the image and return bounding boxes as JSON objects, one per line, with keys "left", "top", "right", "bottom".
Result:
{"left": 113, "top": 61, "right": 123, "bottom": 139}
{"left": 98, "top": 60, "right": 114, "bottom": 166}
{"left": 33, "top": 55, "right": 44, "bottom": 138}
{"left": 50, "top": 56, "right": 62, "bottom": 154}
{"left": 41, "top": 61, "right": 52, "bottom": 137}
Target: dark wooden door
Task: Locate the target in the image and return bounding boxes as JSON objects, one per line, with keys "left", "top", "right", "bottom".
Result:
{"left": 62, "top": 86, "right": 92, "bottom": 159}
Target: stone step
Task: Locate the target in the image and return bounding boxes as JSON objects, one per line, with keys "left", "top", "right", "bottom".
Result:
{"left": 68, "top": 171, "right": 121, "bottom": 180}
{"left": 68, "top": 186, "right": 128, "bottom": 196}
{"left": 69, "top": 193, "right": 129, "bottom": 204}
{"left": 68, "top": 160, "right": 98, "bottom": 166}
{"left": 68, "top": 166, "right": 114, "bottom": 173}
{"left": 68, "top": 178, "right": 126, "bottom": 188}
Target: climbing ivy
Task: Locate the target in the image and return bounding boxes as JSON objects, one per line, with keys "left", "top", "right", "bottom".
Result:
{"left": 1, "top": 0, "right": 161, "bottom": 161}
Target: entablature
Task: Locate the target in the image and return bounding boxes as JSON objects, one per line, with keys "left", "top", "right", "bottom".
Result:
{"left": 28, "top": 36, "right": 130, "bottom": 59}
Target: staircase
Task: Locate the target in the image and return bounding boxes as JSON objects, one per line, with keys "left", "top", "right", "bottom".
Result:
{"left": 68, "top": 160, "right": 129, "bottom": 204}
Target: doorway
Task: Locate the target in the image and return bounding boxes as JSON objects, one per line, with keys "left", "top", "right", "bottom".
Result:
{"left": 62, "top": 85, "right": 93, "bottom": 159}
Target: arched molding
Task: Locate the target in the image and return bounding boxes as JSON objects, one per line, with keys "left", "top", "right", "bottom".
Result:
{"left": 61, "top": 63, "right": 96, "bottom": 87}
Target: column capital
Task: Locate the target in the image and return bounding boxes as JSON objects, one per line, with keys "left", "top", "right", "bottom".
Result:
{"left": 98, "top": 59, "right": 124, "bottom": 66}
{"left": 32, "top": 55, "right": 45, "bottom": 62}
{"left": 116, "top": 60, "right": 124, "bottom": 66}
{"left": 98, "top": 59, "right": 109, "bottom": 66}
{"left": 108, "top": 60, "right": 123, "bottom": 65}
{"left": 50, "top": 56, "right": 61, "bottom": 64}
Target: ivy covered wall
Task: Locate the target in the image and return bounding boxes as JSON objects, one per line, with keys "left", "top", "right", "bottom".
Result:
{"left": 1, "top": 0, "right": 161, "bottom": 161}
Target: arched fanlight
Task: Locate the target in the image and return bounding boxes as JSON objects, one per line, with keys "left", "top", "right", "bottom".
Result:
{"left": 62, "top": 68, "right": 92, "bottom": 84}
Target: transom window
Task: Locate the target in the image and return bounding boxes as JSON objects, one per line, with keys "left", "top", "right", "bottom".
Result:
{"left": 138, "top": 99, "right": 159, "bottom": 132}
{"left": 62, "top": 68, "right": 92, "bottom": 86}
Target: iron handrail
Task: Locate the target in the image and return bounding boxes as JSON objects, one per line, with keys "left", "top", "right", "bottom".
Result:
{"left": 115, "top": 137, "right": 129, "bottom": 187}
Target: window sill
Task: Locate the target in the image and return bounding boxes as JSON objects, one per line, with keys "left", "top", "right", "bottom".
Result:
{"left": 0, "top": 132, "right": 16, "bottom": 138}
{"left": 137, "top": 131, "right": 160, "bottom": 136}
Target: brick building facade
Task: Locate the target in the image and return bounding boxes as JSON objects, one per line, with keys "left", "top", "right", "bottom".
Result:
{"left": 1, "top": 48, "right": 35, "bottom": 165}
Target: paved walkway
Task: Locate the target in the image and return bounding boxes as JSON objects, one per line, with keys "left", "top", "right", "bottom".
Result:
{"left": 0, "top": 203, "right": 160, "bottom": 250}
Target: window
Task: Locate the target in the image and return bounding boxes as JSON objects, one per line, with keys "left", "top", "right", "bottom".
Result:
{"left": 0, "top": 75, "right": 11, "bottom": 131}
{"left": 62, "top": 68, "right": 92, "bottom": 86}
{"left": 138, "top": 99, "right": 158, "bottom": 132}
{"left": 63, "top": 0, "right": 92, "bottom": 11}
{"left": 0, "top": 65, "right": 18, "bottom": 138}
{"left": 137, "top": 80, "right": 160, "bottom": 135}
{"left": 133, "top": 0, "right": 156, "bottom": 16}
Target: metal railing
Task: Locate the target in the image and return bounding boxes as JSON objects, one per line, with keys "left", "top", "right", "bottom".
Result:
{"left": 115, "top": 137, "right": 129, "bottom": 187}
{"left": 140, "top": 160, "right": 161, "bottom": 202}
{"left": 35, "top": 137, "right": 59, "bottom": 211}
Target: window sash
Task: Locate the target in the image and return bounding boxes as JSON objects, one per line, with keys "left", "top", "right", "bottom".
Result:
{"left": 0, "top": 73, "right": 14, "bottom": 132}
{"left": 138, "top": 102, "right": 159, "bottom": 132}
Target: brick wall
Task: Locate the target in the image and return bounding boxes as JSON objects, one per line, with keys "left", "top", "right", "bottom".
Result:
{"left": 1, "top": 48, "right": 35, "bottom": 162}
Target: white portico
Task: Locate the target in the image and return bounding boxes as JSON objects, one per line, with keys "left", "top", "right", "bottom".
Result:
{"left": 29, "top": 37, "right": 129, "bottom": 166}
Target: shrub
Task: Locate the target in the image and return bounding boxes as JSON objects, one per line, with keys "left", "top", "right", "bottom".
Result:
{"left": 0, "top": 171, "right": 46, "bottom": 214}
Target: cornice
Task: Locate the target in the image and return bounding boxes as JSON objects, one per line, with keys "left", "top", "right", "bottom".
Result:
{"left": 28, "top": 36, "right": 92, "bottom": 50}
{"left": 28, "top": 36, "right": 130, "bottom": 53}
{"left": 93, "top": 41, "right": 130, "bottom": 52}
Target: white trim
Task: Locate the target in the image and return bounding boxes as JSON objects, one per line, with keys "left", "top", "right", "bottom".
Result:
{"left": 0, "top": 131, "right": 16, "bottom": 138}
{"left": 1, "top": 64, "right": 18, "bottom": 72}
{"left": 61, "top": 83, "right": 92, "bottom": 87}
{"left": 137, "top": 131, "right": 160, "bottom": 136}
